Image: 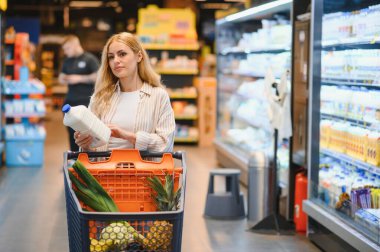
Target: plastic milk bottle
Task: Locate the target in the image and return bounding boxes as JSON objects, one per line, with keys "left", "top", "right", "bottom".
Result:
{"left": 62, "top": 104, "right": 111, "bottom": 148}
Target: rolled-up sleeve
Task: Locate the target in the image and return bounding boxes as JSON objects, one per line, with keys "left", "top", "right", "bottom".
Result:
{"left": 135, "top": 91, "right": 175, "bottom": 152}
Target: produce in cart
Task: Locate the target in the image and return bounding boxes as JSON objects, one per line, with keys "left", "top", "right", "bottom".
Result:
{"left": 65, "top": 149, "right": 186, "bottom": 252}
{"left": 69, "top": 160, "right": 144, "bottom": 251}
{"left": 142, "top": 175, "right": 182, "bottom": 250}
{"left": 147, "top": 175, "right": 182, "bottom": 211}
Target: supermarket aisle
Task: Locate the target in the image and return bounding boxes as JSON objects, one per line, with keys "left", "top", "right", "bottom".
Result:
{"left": 0, "top": 110, "right": 320, "bottom": 252}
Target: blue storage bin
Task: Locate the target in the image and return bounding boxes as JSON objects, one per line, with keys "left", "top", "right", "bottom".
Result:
{"left": 5, "top": 139, "right": 44, "bottom": 167}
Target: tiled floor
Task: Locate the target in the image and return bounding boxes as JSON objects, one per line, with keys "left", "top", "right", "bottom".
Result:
{"left": 0, "top": 110, "right": 321, "bottom": 252}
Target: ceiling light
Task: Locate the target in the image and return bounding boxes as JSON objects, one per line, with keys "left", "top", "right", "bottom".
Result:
{"left": 69, "top": 1, "right": 103, "bottom": 8}
{"left": 219, "top": 0, "right": 292, "bottom": 23}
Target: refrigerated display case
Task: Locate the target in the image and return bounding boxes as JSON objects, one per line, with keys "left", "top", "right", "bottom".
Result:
{"left": 303, "top": 1, "right": 380, "bottom": 251}
{"left": 214, "top": 0, "right": 292, "bottom": 219}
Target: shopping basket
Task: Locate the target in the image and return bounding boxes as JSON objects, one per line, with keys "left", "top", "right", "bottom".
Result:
{"left": 63, "top": 149, "right": 187, "bottom": 252}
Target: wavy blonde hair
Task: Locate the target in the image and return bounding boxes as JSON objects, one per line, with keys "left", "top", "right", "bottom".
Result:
{"left": 91, "top": 32, "right": 162, "bottom": 117}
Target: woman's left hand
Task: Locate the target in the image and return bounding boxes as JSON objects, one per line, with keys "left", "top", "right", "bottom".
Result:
{"left": 108, "top": 124, "right": 136, "bottom": 145}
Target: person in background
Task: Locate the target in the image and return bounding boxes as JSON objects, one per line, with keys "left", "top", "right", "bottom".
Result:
{"left": 59, "top": 35, "right": 100, "bottom": 151}
{"left": 74, "top": 32, "right": 175, "bottom": 152}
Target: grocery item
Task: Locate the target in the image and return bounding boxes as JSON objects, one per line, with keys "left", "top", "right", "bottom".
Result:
{"left": 98, "top": 222, "right": 144, "bottom": 251}
{"left": 69, "top": 160, "right": 119, "bottom": 212}
{"left": 146, "top": 175, "right": 181, "bottom": 211}
{"left": 142, "top": 220, "right": 173, "bottom": 250}
{"left": 62, "top": 104, "right": 111, "bottom": 148}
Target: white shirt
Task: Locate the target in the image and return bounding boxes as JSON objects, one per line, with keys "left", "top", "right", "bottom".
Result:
{"left": 89, "top": 82, "right": 175, "bottom": 152}
{"left": 108, "top": 90, "right": 140, "bottom": 149}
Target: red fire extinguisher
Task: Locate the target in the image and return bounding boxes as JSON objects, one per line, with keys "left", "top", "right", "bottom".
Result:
{"left": 294, "top": 172, "right": 308, "bottom": 232}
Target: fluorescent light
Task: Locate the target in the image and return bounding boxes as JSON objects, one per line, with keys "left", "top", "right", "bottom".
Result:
{"left": 69, "top": 1, "right": 103, "bottom": 8}
{"left": 224, "top": 0, "right": 292, "bottom": 22}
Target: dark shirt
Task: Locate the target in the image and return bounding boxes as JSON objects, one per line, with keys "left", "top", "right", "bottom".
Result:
{"left": 61, "top": 52, "right": 99, "bottom": 104}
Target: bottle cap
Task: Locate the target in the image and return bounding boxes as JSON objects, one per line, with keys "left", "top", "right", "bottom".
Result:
{"left": 62, "top": 104, "right": 71, "bottom": 113}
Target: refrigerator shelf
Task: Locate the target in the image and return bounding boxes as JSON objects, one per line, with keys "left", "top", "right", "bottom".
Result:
{"left": 322, "top": 39, "right": 380, "bottom": 51}
{"left": 321, "top": 79, "right": 380, "bottom": 90}
{"left": 320, "top": 148, "right": 380, "bottom": 176}
{"left": 320, "top": 113, "right": 372, "bottom": 128}
{"left": 303, "top": 200, "right": 380, "bottom": 252}
{"left": 219, "top": 47, "right": 290, "bottom": 55}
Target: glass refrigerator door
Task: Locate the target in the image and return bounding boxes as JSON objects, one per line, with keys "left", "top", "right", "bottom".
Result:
{"left": 214, "top": 4, "right": 292, "bottom": 169}
{"left": 305, "top": 0, "right": 380, "bottom": 250}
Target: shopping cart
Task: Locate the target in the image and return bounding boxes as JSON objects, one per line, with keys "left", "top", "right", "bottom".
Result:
{"left": 63, "top": 149, "right": 187, "bottom": 252}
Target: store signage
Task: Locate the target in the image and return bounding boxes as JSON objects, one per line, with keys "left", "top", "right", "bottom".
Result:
{"left": 0, "top": 0, "right": 7, "bottom": 11}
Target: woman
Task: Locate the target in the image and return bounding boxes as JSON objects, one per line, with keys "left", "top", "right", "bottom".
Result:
{"left": 74, "top": 32, "right": 175, "bottom": 152}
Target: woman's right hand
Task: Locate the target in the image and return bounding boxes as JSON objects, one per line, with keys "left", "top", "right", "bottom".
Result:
{"left": 74, "top": 131, "right": 92, "bottom": 150}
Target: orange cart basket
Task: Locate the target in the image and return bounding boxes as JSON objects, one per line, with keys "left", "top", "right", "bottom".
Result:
{"left": 63, "top": 149, "right": 187, "bottom": 252}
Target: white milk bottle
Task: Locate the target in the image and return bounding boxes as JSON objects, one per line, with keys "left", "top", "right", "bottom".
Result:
{"left": 62, "top": 104, "right": 111, "bottom": 148}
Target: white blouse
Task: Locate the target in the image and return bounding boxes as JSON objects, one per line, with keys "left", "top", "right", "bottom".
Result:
{"left": 107, "top": 90, "right": 139, "bottom": 150}
{"left": 89, "top": 82, "right": 175, "bottom": 152}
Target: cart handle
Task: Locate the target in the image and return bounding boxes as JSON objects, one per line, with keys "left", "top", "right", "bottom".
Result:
{"left": 66, "top": 150, "right": 183, "bottom": 160}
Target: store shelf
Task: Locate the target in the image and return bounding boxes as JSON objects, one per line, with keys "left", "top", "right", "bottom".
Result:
{"left": 219, "top": 47, "right": 291, "bottom": 55}
{"left": 155, "top": 69, "right": 198, "bottom": 75}
{"left": 221, "top": 70, "right": 285, "bottom": 79}
{"left": 5, "top": 60, "right": 15, "bottom": 66}
{"left": 320, "top": 113, "right": 372, "bottom": 128}
{"left": 174, "top": 137, "right": 198, "bottom": 143}
{"left": 170, "top": 94, "right": 197, "bottom": 99}
{"left": 2, "top": 79, "right": 46, "bottom": 95}
{"left": 4, "top": 113, "right": 46, "bottom": 118}
{"left": 321, "top": 79, "right": 380, "bottom": 89}
{"left": 142, "top": 43, "right": 199, "bottom": 51}
{"left": 5, "top": 39, "right": 15, "bottom": 44}
{"left": 320, "top": 148, "right": 380, "bottom": 175}
{"left": 175, "top": 115, "right": 198, "bottom": 120}
{"left": 219, "top": 72, "right": 257, "bottom": 80}
{"left": 322, "top": 38, "right": 380, "bottom": 50}
{"left": 303, "top": 200, "right": 380, "bottom": 252}
{"left": 221, "top": 71, "right": 266, "bottom": 79}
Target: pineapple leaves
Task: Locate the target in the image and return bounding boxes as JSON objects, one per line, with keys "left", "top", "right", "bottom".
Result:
{"left": 147, "top": 174, "right": 181, "bottom": 211}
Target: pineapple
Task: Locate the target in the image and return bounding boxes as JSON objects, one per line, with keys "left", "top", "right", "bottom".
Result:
{"left": 142, "top": 220, "right": 173, "bottom": 250}
{"left": 146, "top": 175, "right": 182, "bottom": 211}
{"left": 89, "top": 238, "right": 109, "bottom": 252}
{"left": 99, "top": 221, "right": 144, "bottom": 250}
{"left": 143, "top": 174, "right": 181, "bottom": 250}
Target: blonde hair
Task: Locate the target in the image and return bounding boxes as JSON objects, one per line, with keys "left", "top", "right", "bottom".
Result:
{"left": 91, "top": 32, "right": 161, "bottom": 118}
{"left": 62, "top": 34, "right": 80, "bottom": 45}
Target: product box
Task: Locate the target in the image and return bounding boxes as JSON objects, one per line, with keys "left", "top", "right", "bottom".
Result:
{"left": 5, "top": 138, "right": 44, "bottom": 167}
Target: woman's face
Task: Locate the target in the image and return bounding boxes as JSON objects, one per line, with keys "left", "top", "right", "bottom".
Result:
{"left": 107, "top": 41, "right": 141, "bottom": 79}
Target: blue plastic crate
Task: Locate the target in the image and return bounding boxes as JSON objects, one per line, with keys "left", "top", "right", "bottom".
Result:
{"left": 5, "top": 139, "right": 44, "bottom": 167}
